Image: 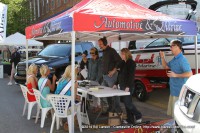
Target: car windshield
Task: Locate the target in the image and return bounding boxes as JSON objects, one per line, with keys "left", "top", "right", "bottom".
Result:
{"left": 156, "top": 4, "right": 196, "bottom": 21}
{"left": 168, "top": 33, "right": 200, "bottom": 45}
{"left": 38, "top": 44, "right": 71, "bottom": 57}
{"left": 145, "top": 33, "right": 200, "bottom": 48}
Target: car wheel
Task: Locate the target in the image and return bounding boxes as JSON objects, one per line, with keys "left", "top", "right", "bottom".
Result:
{"left": 134, "top": 81, "right": 148, "bottom": 102}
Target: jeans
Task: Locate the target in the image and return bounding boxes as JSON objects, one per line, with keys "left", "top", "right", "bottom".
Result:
{"left": 102, "top": 72, "right": 121, "bottom": 112}
{"left": 120, "top": 86, "right": 142, "bottom": 122}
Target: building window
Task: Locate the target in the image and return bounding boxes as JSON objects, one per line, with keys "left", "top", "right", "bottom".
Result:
{"left": 41, "top": 0, "right": 45, "bottom": 15}
{"left": 29, "top": 1, "right": 33, "bottom": 21}
{"left": 57, "top": 0, "right": 61, "bottom": 7}
{"left": 51, "top": 0, "right": 55, "bottom": 9}
{"left": 33, "top": 0, "right": 36, "bottom": 20}
{"left": 64, "top": 0, "right": 67, "bottom": 4}
{"left": 37, "top": 0, "right": 40, "bottom": 18}
{"left": 46, "top": 0, "right": 49, "bottom": 13}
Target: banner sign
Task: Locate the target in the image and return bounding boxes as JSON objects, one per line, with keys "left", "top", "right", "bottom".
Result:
{"left": 74, "top": 13, "right": 197, "bottom": 35}
{"left": 0, "top": 2, "right": 7, "bottom": 41}
{"left": 25, "top": 15, "right": 72, "bottom": 39}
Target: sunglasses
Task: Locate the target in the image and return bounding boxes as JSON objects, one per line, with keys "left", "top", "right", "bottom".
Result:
{"left": 170, "top": 44, "right": 176, "bottom": 48}
{"left": 90, "top": 52, "right": 95, "bottom": 55}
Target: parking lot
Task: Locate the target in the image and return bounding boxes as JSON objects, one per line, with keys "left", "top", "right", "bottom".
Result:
{"left": 0, "top": 75, "right": 171, "bottom": 133}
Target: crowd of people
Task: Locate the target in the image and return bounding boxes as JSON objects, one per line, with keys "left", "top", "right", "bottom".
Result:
{"left": 9, "top": 37, "right": 192, "bottom": 127}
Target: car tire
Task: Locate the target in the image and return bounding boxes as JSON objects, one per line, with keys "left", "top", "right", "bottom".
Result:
{"left": 134, "top": 81, "right": 149, "bottom": 102}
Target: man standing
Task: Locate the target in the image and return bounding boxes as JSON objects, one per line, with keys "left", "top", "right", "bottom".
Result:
{"left": 8, "top": 47, "right": 20, "bottom": 85}
{"left": 98, "top": 37, "right": 122, "bottom": 113}
{"left": 160, "top": 40, "right": 192, "bottom": 117}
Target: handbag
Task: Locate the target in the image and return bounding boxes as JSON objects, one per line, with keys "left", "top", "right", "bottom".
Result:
{"left": 108, "top": 112, "right": 123, "bottom": 126}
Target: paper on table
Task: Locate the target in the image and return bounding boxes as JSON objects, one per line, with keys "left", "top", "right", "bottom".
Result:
{"left": 80, "top": 69, "right": 88, "bottom": 79}
{"left": 89, "top": 87, "right": 99, "bottom": 91}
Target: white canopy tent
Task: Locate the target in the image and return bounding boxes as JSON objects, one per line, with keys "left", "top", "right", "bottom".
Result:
{"left": 25, "top": 0, "right": 198, "bottom": 132}
{"left": 0, "top": 32, "right": 43, "bottom": 68}
{"left": 0, "top": 32, "right": 43, "bottom": 46}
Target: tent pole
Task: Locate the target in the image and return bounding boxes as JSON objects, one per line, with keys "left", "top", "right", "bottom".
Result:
{"left": 194, "top": 35, "right": 198, "bottom": 74}
{"left": 71, "top": 31, "right": 76, "bottom": 133}
{"left": 119, "top": 34, "right": 121, "bottom": 53}
{"left": 26, "top": 39, "right": 28, "bottom": 72}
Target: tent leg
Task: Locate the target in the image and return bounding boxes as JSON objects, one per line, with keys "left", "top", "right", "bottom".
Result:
{"left": 26, "top": 40, "right": 28, "bottom": 72}
{"left": 194, "top": 36, "right": 198, "bottom": 74}
{"left": 70, "top": 31, "right": 76, "bottom": 133}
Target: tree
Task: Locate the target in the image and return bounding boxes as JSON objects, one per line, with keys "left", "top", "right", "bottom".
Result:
{"left": 0, "top": 0, "right": 32, "bottom": 36}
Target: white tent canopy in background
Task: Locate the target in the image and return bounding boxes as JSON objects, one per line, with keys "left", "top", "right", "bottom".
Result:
{"left": 0, "top": 32, "right": 43, "bottom": 47}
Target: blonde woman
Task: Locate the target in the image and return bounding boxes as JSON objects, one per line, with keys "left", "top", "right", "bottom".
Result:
{"left": 38, "top": 65, "right": 57, "bottom": 108}
{"left": 55, "top": 65, "right": 80, "bottom": 131}
{"left": 55, "top": 65, "right": 80, "bottom": 100}
{"left": 114, "top": 48, "right": 142, "bottom": 124}
{"left": 26, "top": 64, "right": 38, "bottom": 102}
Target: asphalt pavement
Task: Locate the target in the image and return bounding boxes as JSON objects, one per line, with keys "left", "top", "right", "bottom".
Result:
{"left": 0, "top": 76, "right": 171, "bottom": 133}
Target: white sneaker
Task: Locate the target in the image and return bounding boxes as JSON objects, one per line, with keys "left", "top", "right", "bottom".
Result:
{"left": 7, "top": 82, "right": 13, "bottom": 85}
{"left": 15, "top": 82, "right": 18, "bottom": 85}
{"left": 135, "top": 118, "right": 142, "bottom": 124}
{"left": 122, "top": 120, "right": 129, "bottom": 124}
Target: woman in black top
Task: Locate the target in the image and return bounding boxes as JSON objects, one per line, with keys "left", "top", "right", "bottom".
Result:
{"left": 79, "top": 50, "right": 89, "bottom": 80}
{"left": 114, "top": 48, "right": 142, "bottom": 124}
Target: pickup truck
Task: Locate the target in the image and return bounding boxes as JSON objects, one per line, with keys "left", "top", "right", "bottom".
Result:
{"left": 14, "top": 42, "right": 94, "bottom": 84}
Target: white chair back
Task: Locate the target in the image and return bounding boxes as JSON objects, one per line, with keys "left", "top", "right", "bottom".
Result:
{"left": 47, "top": 94, "right": 72, "bottom": 118}
{"left": 33, "top": 89, "right": 46, "bottom": 109}
{"left": 20, "top": 84, "right": 32, "bottom": 103}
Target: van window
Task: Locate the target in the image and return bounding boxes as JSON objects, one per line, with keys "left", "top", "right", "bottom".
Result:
{"left": 75, "top": 44, "right": 83, "bottom": 54}
{"left": 38, "top": 44, "right": 71, "bottom": 57}
{"left": 146, "top": 38, "right": 170, "bottom": 48}
{"left": 81, "top": 43, "right": 93, "bottom": 53}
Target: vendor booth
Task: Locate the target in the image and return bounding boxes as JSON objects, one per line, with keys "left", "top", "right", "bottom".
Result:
{"left": 0, "top": 32, "right": 43, "bottom": 77}
{"left": 25, "top": 0, "right": 198, "bottom": 132}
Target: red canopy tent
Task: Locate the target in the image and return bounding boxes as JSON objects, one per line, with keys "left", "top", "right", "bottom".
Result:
{"left": 26, "top": 0, "right": 197, "bottom": 41}
{"left": 25, "top": 0, "right": 198, "bottom": 132}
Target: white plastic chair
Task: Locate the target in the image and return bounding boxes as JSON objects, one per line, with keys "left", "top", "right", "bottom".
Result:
{"left": 33, "top": 89, "right": 53, "bottom": 128}
{"left": 47, "top": 94, "right": 82, "bottom": 133}
{"left": 20, "top": 84, "right": 37, "bottom": 120}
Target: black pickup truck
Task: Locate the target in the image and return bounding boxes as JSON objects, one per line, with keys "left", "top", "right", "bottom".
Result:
{"left": 14, "top": 42, "right": 94, "bottom": 84}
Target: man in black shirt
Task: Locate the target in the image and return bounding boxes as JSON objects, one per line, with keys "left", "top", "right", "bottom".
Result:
{"left": 8, "top": 47, "right": 20, "bottom": 85}
{"left": 98, "top": 37, "right": 122, "bottom": 113}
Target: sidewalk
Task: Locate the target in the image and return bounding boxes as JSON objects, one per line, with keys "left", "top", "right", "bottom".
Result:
{"left": 0, "top": 77, "right": 171, "bottom": 133}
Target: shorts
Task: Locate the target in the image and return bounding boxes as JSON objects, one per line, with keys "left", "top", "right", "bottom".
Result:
{"left": 167, "top": 95, "right": 179, "bottom": 118}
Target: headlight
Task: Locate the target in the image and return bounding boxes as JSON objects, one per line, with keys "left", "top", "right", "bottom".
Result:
{"left": 179, "top": 85, "right": 200, "bottom": 120}
{"left": 179, "top": 84, "right": 187, "bottom": 106}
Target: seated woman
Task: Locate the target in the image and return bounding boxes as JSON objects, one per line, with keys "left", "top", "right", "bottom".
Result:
{"left": 55, "top": 65, "right": 80, "bottom": 101}
{"left": 55, "top": 65, "right": 80, "bottom": 131}
{"left": 26, "top": 64, "right": 38, "bottom": 102}
{"left": 38, "top": 65, "right": 57, "bottom": 108}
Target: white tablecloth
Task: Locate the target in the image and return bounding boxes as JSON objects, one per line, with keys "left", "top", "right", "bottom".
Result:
{"left": 78, "top": 86, "right": 130, "bottom": 98}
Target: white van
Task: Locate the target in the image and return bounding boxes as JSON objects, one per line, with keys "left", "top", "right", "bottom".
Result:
{"left": 174, "top": 74, "right": 200, "bottom": 133}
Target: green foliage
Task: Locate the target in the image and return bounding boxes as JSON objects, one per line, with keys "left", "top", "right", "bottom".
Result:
{"left": 0, "top": 0, "right": 32, "bottom": 36}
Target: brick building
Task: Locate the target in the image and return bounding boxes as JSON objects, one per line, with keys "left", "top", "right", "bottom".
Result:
{"left": 29, "top": 0, "right": 80, "bottom": 23}
{"left": 28, "top": 0, "right": 81, "bottom": 45}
